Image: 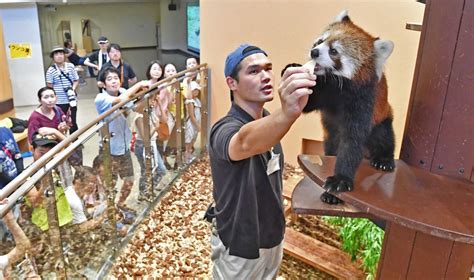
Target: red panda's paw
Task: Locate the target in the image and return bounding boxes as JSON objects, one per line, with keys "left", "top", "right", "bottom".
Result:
{"left": 320, "top": 191, "right": 344, "bottom": 205}
{"left": 324, "top": 174, "right": 353, "bottom": 192}
{"left": 370, "top": 158, "right": 395, "bottom": 172}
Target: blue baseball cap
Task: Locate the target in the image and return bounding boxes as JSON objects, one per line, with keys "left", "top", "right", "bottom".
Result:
{"left": 224, "top": 44, "right": 267, "bottom": 77}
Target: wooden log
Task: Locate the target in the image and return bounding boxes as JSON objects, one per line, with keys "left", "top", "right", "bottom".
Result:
{"left": 284, "top": 227, "right": 365, "bottom": 279}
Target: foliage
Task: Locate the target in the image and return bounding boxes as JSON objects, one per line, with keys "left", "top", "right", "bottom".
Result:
{"left": 324, "top": 217, "right": 383, "bottom": 279}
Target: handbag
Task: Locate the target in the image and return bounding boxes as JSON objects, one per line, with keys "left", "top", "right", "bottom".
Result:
{"left": 156, "top": 122, "right": 169, "bottom": 141}
{"left": 55, "top": 106, "right": 73, "bottom": 128}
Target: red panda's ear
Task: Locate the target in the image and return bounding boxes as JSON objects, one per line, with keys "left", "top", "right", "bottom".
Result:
{"left": 334, "top": 10, "right": 351, "bottom": 23}
{"left": 374, "top": 39, "right": 395, "bottom": 79}
{"left": 374, "top": 39, "right": 394, "bottom": 61}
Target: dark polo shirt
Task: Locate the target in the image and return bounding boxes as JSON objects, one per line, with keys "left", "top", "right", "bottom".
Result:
{"left": 209, "top": 103, "right": 285, "bottom": 259}
{"left": 98, "top": 60, "right": 136, "bottom": 89}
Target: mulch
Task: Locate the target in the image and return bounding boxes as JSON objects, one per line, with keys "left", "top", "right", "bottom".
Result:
{"left": 110, "top": 156, "right": 343, "bottom": 279}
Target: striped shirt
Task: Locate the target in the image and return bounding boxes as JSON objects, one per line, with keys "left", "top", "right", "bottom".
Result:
{"left": 45, "top": 63, "right": 79, "bottom": 105}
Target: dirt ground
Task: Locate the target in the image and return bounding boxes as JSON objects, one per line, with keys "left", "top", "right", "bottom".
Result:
{"left": 110, "top": 156, "right": 343, "bottom": 279}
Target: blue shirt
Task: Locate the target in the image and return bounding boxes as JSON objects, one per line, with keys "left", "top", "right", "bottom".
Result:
{"left": 94, "top": 91, "right": 132, "bottom": 156}
{"left": 0, "top": 128, "right": 20, "bottom": 189}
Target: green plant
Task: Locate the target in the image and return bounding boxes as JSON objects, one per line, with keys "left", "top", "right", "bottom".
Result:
{"left": 323, "top": 217, "right": 384, "bottom": 279}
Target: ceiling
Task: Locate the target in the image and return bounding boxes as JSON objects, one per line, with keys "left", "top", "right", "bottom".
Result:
{"left": 0, "top": 0, "right": 161, "bottom": 5}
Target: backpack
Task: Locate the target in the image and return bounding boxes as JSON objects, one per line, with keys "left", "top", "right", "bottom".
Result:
{"left": 0, "top": 128, "right": 23, "bottom": 188}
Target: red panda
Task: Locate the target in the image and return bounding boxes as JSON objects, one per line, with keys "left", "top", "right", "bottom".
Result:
{"left": 284, "top": 10, "right": 396, "bottom": 204}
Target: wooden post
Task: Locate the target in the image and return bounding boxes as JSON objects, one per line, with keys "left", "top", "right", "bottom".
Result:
{"left": 400, "top": 0, "right": 474, "bottom": 182}
{"left": 142, "top": 97, "right": 154, "bottom": 199}
{"left": 199, "top": 67, "right": 209, "bottom": 152}
{"left": 99, "top": 125, "right": 119, "bottom": 254}
{"left": 42, "top": 172, "right": 67, "bottom": 279}
{"left": 175, "top": 85, "right": 183, "bottom": 167}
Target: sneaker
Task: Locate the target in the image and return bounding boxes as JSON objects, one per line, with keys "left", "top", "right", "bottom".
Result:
{"left": 16, "top": 255, "right": 40, "bottom": 279}
{"left": 117, "top": 206, "right": 136, "bottom": 224}
{"left": 0, "top": 255, "right": 8, "bottom": 275}
{"left": 116, "top": 222, "right": 128, "bottom": 237}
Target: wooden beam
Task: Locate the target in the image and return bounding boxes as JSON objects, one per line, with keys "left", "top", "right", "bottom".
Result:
{"left": 284, "top": 227, "right": 365, "bottom": 279}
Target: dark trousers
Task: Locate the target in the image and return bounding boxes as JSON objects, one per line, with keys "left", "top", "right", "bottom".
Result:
{"left": 57, "top": 103, "right": 78, "bottom": 135}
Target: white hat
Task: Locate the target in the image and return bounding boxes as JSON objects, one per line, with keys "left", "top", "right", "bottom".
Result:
{"left": 50, "top": 46, "right": 65, "bottom": 58}
{"left": 190, "top": 81, "right": 201, "bottom": 91}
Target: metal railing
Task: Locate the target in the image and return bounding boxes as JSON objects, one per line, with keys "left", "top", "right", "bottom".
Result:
{"left": 0, "top": 63, "right": 209, "bottom": 279}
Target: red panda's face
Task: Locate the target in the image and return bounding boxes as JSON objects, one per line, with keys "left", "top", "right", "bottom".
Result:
{"left": 308, "top": 11, "right": 394, "bottom": 83}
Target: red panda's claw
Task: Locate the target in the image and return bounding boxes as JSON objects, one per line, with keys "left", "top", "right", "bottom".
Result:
{"left": 320, "top": 192, "right": 344, "bottom": 205}
{"left": 371, "top": 158, "right": 395, "bottom": 172}
{"left": 323, "top": 174, "right": 353, "bottom": 193}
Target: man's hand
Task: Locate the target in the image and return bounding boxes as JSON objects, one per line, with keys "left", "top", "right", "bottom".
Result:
{"left": 278, "top": 66, "right": 316, "bottom": 120}
{"left": 137, "top": 80, "right": 151, "bottom": 90}
{"left": 125, "top": 80, "right": 150, "bottom": 100}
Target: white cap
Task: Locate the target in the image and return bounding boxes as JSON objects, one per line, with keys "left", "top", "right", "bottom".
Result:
{"left": 190, "top": 81, "right": 201, "bottom": 91}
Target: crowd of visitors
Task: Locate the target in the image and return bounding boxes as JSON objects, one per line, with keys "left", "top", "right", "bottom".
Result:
{"left": 0, "top": 34, "right": 202, "bottom": 277}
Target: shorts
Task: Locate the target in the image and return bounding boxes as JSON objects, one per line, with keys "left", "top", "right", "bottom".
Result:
{"left": 185, "top": 119, "right": 199, "bottom": 144}
{"left": 111, "top": 152, "right": 134, "bottom": 180}
{"left": 211, "top": 233, "right": 283, "bottom": 280}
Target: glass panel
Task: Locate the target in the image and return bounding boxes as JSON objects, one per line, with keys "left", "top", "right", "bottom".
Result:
{"left": 1, "top": 64, "right": 210, "bottom": 278}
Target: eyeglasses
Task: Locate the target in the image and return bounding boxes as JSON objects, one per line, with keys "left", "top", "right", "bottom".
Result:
{"left": 98, "top": 42, "right": 108, "bottom": 45}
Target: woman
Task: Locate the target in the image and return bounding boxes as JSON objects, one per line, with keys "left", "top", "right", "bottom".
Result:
{"left": 160, "top": 63, "right": 181, "bottom": 169}
{"left": 27, "top": 86, "right": 70, "bottom": 144}
{"left": 129, "top": 61, "right": 168, "bottom": 200}
{"left": 132, "top": 99, "right": 167, "bottom": 201}
{"left": 28, "top": 86, "right": 84, "bottom": 166}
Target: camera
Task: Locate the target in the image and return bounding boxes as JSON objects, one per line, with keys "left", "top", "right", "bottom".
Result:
{"left": 66, "top": 88, "right": 77, "bottom": 107}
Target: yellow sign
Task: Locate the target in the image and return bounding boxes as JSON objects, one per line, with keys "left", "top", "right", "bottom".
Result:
{"left": 9, "top": 43, "right": 32, "bottom": 59}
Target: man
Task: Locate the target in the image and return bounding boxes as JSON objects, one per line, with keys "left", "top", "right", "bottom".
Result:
{"left": 94, "top": 67, "right": 148, "bottom": 210}
{"left": 45, "top": 46, "right": 80, "bottom": 134}
{"left": 207, "top": 44, "right": 316, "bottom": 279}
{"left": 83, "top": 36, "right": 110, "bottom": 75}
{"left": 97, "top": 43, "right": 137, "bottom": 90}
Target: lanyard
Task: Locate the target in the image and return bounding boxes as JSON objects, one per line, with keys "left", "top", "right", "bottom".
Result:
{"left": 120, "top": 60, "right": 124, "bottom": 87}
{"left": 55, "top": 64, "right": 73, "bottom": 87}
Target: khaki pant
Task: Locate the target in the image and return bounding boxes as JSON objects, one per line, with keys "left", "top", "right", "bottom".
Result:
{"left": 210, "top": 232, "right": 283, "bottom": 280}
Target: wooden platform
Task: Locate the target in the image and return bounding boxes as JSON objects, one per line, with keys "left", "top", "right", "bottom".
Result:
{"left": 292, "top": 176, "right": 375, "bottom": 219}
{"left": 297, "top": 154, "right": 474, "bottom": 243}
{"left": 284, "top": 227, "right": 365, "bottom": 279}
{"left": 296, "top": 154, "right": 474, "bottom": 279}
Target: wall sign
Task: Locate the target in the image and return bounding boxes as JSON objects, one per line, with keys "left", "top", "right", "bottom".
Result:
{"left": 8, "top": 43, "right": 32, "bottom": 59}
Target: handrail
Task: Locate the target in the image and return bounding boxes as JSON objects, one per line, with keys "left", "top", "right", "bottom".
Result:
{"left": 0, "top": 63, "right": 208, "bottom": 216}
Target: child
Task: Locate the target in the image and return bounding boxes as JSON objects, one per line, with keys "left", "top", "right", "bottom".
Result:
{"left": 184, "top": 81, "right": 202, "bottom": 163}
{"left": 161, "top": 63, "right": 180, "bottom": 169}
